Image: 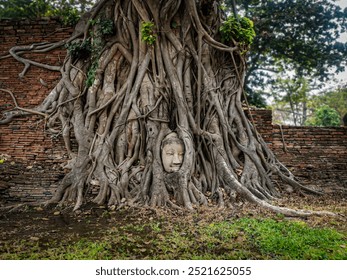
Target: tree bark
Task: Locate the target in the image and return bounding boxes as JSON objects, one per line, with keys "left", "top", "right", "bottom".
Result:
{"left": 0, "top": 0, "right": 335, "bottom": 217}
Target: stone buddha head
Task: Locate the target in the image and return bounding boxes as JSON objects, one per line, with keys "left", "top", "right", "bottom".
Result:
{"left": 161, "top": 132, "right": 184, "bottom": 173}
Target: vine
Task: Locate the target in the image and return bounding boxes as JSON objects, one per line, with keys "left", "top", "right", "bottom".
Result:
{"left": 89, "top": 18, "right": 114, "bottom": 36}
{"left": 65, "top": 39, "right": 92, "bottom": 59}
{"left": 65, "top": 17, "right": 114, "bottom": 85}
{"left": 86, "top": 61, "right": 99, "bottom": 87}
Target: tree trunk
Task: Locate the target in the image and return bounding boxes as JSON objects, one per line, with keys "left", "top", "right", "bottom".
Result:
{"left": 0, "top": 0, "right": 334, "bottom": 217}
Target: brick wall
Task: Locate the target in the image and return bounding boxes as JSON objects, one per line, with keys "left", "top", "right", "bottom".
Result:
{"left": 0, "top": 18, "right": 73, "bottom": 203}
{"left": 0, "top": 19, "right": 346, "bottom": 204}
{"left": 271, "top": 125, "right": 347, "bottom": 190}
{"left": 248, "top": 109, "right": 347, "bottom": 191}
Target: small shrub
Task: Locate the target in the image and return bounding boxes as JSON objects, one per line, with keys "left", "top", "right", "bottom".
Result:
{"left": 141, "top": 21, "right": 157, "bottom": 45}
{"left": 305, "top": 105, "right": 341, "bottom": 127}
{"left": 220, "top": 16, "right": 256, "bottom": 47}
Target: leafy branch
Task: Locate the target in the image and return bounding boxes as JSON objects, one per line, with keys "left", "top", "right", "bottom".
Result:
{"left": 141, "top": 21, "right": 157, "bottom": 45}
{"left": 220, "top": 16, "right": 256, "bottom": 47}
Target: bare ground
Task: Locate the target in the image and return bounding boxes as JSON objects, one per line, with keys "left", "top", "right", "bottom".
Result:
{"left": 0, "top": 192, "right": 346, "bottom": 249}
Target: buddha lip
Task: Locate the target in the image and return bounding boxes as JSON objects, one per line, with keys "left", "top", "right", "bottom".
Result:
{"left": 170, "top": 167, "right": 180, "bottom": 171}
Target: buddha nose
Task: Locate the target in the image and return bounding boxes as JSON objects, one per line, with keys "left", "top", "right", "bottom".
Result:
{"left": 172, "top": 153, "right": 181, "bottom": 164}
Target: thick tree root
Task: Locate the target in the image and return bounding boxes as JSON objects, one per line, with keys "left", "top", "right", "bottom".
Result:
{"left": 0, "top": 0, "right": 341, "bottom": 217}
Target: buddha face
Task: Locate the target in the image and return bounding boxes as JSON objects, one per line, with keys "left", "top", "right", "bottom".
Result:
{"left": 161, "top": 133, "right": 184, "bottom": 173}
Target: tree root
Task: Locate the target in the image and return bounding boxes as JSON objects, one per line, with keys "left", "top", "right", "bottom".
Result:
{"left": 1, "top": 0, "right": 342, "bottom": 218}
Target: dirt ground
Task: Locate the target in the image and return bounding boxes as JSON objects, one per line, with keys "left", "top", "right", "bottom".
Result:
{"left": 0, "top": 191, "right": 346, "bottom": 248}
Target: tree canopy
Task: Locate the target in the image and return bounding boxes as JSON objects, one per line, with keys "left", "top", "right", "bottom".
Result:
{"left": 0, "top": 0, "right": 93, "bottom": 24}
{"left": 271, "top": 76, "right": 310, "bottom": 126}
{"left": 270, "top": 79, "right": 347, "bottom": 126}
{"left": 311, "top": 85, "right": 347, "bottom": 118}
{"left": 305, "top": 105, "right": 341, "bottom": 126}
{"left": 225, "top": 0, "right": 347, "bottom": 107}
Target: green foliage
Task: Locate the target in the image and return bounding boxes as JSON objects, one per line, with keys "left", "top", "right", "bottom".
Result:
{"left": 0, "top": 154, "right": 7, "bottom": 164}
{"left": 141, "top": 21, "right": 157, "bottom": 45}
{"left": 271, "top": 78, "right": 347, "bottom": 126}
{"left": 89, "top": 18, "right": 114, "bottom": 36}
{"left": 65, "top": 17, "right": 115, "bottom": 87}
{"left": 219, "top": 4, "right": 227, "bottom": 11}
{"left": 53, "top": 7, "right": 80, "bottom": 26}
{"left": 220, "top": 16, "right": 256, "bottom": 47}
{"left": 98, "top": 19, "right": 114, "bottom": 36}
{"left": 0, "top": 238, "right": 113, "bottom": 260}
{"left": 226, "top": 0, "right": 347, "bottom": 107}
{"left": 309, "top": 87, "right": 347, "bottom": 120}
{"left": 305, "top": 105, "right": 341, "bottom": 127}
{"left": 246, "top": 90, "right": 268, "bottom": 108}
{"left": 0, "top": 0, "right": 47, "bottom": 19}
{"left": 271, "top": 75, "right": 311, "bottom": 125}
{"left": 65, "top": 39, "right": 92, "bottom": 59}
{"left": 0, "top": 0, "right": 93, "bottom": 24}
{"left": 83, "top": 17, "right": 116, "bottom": 86}
{"left": 86, "top": 61, "right": 99, "bottom": 87}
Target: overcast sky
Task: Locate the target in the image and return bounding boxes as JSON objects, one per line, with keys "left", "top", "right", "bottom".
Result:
{"left": 338, "top": 0, "right": 347, "bottom": 8}
{"left": 334, "top": 1, "right": 347, "bottom": 83}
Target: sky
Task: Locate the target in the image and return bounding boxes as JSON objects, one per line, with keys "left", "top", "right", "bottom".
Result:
{"left": 336, "top": 0, "right": 347, "bottom": 83}
{"left": 338, "top": 0, "right": 347, "bottom": 9}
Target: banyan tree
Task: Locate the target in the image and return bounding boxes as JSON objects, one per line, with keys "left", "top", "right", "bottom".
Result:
{"left": 0, "top": 0, "right": 335, "bottom": 216}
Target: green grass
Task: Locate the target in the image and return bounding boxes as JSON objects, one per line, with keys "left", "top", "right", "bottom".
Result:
{"left": 1, "top": 217, "right": 346, "bottom": 260}
{"left": 234, "top": 218, "right": 347, "bottom": 259}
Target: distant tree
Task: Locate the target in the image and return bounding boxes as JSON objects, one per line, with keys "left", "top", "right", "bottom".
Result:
{"left": 272, "top": 82, "right": 347, "bottom": 126}
{"left": 0, "top": 0, "right": 94, "bottom": 24}
{"left": 305, "top": 105, "right": 341, "bottom": 126}
{"left": 343, "top": 112, "right": 347, "bottom": 126}
{"left": 225, "top": 0, "right": 347, "bottom": 107}
{"left": 0, "top": 0, "right": 45, "bottom": 19}
{"left": 271, "top": 75, "right": 311, "bottom": 125}
{"left": 309, "top": 86, "right": 347, "bottom": 121}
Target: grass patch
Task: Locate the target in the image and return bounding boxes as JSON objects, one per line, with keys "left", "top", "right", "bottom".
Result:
{"left": 1, "top": 217, "right": 346, "bottom": 260}
{"left": 234, "top": 218, "right": 347, "bottom": 259}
